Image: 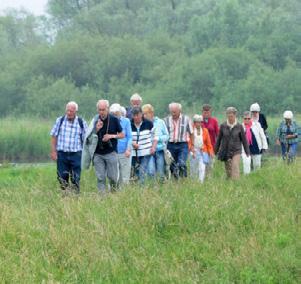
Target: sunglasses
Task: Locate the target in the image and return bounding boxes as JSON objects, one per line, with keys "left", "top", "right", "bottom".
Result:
{"left": 244, "top": 118, "right": 251, "bottom": 120}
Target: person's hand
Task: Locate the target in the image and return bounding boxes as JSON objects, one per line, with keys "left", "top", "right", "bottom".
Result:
{"left": 102, "top": 134, "right": 112, "bottom": 142}
{"left": 96, "top": 119, "right": 103, "bottom": 132}
{"left": 124, "top": 149, "right": 131, "bottom": 158}
{"left": 133, "top": 142, "right": 139, "bottom": 150}
{"left": 286, "top": 134, "right": 295, "bottom": 139}
{"left": 276, "top": 139, "right": 280, "bottom": 146}
{"left": 50, "top": 150, "right": 57, "bottom": 161}
{"left": 150, "top": 146, "right": 156, "bottom": 155}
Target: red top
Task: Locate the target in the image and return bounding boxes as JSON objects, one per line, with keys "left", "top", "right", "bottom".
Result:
{"left": 201, "top": 117, "right": 219, "bottom": 147}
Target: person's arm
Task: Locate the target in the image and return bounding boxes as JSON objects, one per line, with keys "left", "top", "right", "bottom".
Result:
{"left": 240, "top": 125, "right": 250, "bottom": 156}
{"left": 50, "top": 136, "right": 57, "bottom": 160}
{"left": 160, "top": 120, "right": 169, "bottom": 143}
{"left": 259, "top": 125, "right": 268, "bottom": 150}
{"left": 102, "top": 119, "right": 125, "bottom": 141}
{"left": 125, "top": 120, "right": 133, "bottom": 157}
{"left": 203, "top": 128, "right": 214, "bottom": 156}
{"left": 275, "top": 123, "right": 281, "bottom": 145}
{"left": 214, "top": 125, "right": 223, "bottom": 155}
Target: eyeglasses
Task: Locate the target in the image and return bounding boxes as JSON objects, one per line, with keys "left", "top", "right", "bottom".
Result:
{"left": 244, "top": 118, "right": 251, "bottom": 120}
{"left": 98, "top": 108, "right": 106, "bottom": 111}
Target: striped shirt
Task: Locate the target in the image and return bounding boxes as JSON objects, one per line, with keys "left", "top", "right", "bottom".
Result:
{"left": 131, "top": 119, "right": 154, "bottom": 157}
{"left": 164, "top": 114, "right": 193, "bottom": 143}
{"left": 50, "top": 116, "right": 87, "bottom": 152}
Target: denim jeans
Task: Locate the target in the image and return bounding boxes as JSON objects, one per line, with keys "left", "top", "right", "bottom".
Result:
{"left": 148, "top": 150, "right": 165, "bottom": 182}
{"left": 167, "top": 142, "right": 189, "bottom": 178}
{"left": 281, "top": 142, "right": 298, "bottom": 163}
{"left": 132, "top": 155, "right": 151, "bottom": 184}
{"left": 57, "top": 151, "right": 82, "bottom": 192}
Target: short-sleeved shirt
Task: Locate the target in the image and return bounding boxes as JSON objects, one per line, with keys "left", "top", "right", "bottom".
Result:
{"left": 50, "top": 116, "right": 87, "bottom": 152}
{"left": 95, "top": 114, "right": 123, "bottom": 155}
{"left": 164, "top": 114, "right": 193, "bottom": 143}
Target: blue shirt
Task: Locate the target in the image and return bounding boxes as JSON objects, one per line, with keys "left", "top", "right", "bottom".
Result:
{"left": 50, "top": 116, "right": 87, "bottom": 152}
{"left": 117, "top": 117, "right": 132, "bottom": 154}
{"left": 153, "top": 117, "right": 169, "bottom": 151}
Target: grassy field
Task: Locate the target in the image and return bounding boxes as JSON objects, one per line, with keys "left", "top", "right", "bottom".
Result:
{"left": 0, "top": 116, "right": 294, "bottom": 163}
{"left": 0, "top": 160, "right": 300, "bottom": 283}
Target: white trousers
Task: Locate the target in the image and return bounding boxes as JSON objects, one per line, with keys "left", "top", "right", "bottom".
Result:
{"left": 190, "top": 150, "right": 206, "bottom": 183}
{"left": 241, "top": 153, "right": 262, "bottom": 174}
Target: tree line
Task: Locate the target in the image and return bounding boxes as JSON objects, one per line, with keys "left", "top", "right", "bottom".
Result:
{"left": 0, "top": 0, "right": 300, "bottom": 119}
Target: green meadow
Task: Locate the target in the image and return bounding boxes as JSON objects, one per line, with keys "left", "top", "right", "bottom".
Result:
{"left": 0, "top": 160, "right": 300, "bottom": 283}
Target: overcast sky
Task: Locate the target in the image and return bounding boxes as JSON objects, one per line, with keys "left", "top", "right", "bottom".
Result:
{"left": 0, "top": 0, "right": 48, "bottom": 15}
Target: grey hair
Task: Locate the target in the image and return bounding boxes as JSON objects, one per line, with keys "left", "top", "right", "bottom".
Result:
{"left": 169, "top": 102, "right": 182, "bottom": 111}
{"left": 130, "top": 93, "right": 142, "bottom": 102}
{"left": 66, "top": 101, "right": 78, "bottom": 111}
{"left": 120, "top": 106, "right": 126, "bottom": 117}
{"left": 226, "top": 106, "right": 237, "bottom": 115}
{"left": 96, "top": 99, "right": 109, "bottom": 109}
{"left": 243, "top": 111, "right": 251, "bottom": 117}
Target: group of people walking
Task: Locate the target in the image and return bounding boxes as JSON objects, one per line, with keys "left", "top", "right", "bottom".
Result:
{"left": 50, "top": 94, "right": 299, "bottom": 194}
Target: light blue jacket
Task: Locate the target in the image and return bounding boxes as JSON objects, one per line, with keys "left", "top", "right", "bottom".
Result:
{"left": 153, "top": 117, "right": 169, "bottom": 152}
{"left": 117, "top": 117, "right": 132, "bottom": 154}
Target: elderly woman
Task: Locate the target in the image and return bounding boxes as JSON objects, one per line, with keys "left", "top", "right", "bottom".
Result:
{"left": 214, "top": 107, "right": 250, "bottom": 180}
{"left": 276, "top": 111, "right": 299, "bottom": 163}
{"left": 142, "top": 104, "right": 169, "bottom": 183}
{"left": 188, "top": 115, "right": 214, "bottom": 183}
{"left": 241, "top": 111, "right": 268, "bottom": 174}
{"left": 110, "top": 103, "right": 132, "bottom": 185}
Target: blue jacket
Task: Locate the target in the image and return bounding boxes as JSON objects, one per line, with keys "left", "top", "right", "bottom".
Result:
{"left": 117, "top": 117, "right": 132, "bottom": 154}
{"left": 153, "top": 117, "right": 169, "bottom": 152}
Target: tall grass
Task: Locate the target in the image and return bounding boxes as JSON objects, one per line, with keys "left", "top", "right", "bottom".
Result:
{"left": 0, "top": 117, "right": 51, "bottom": 162}
{"left": 0, "top": 160, "right": 300, "bottom": 283}
{"left": 0, "top": 115, "right": 299, "bottom": 162}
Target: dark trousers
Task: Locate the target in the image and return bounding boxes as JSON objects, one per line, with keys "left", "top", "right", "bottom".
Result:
{"left": 57, "top": 151, "right": 82, "bottom": 192}
{"left": 167, "top": 142, "right": 189, "bottom": 178}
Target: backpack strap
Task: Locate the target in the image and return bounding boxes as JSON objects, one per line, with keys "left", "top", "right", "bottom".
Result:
{"left": 57, "top": 115, "right": 85, "bottom": 145}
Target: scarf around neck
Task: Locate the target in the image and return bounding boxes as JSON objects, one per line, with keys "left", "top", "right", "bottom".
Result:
{"left": 244, "top": 121, "right": 253, "bottom": 145}
{"left": 226, "top": 119, "right": 237, "bottom": 129}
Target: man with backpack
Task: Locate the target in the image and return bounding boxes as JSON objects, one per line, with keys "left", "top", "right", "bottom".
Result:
{"left": 50, "top": 101, "right": 87, "bottom": 194}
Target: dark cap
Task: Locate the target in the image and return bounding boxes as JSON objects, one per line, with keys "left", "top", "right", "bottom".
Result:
{"left": 131, "top": 106, "right": 142, "bottom": 115}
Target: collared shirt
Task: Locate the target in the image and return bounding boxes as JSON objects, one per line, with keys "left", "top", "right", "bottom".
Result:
{"left": 164, "top": 114, "right": 193, "bottom": 143}
{"left": 153, "top": 117, "right": 169, "bottom": 151}
{"left": 117, "top": 116, "right": 132, "bottom": 154}
{"left": 276, "top": 120, "right": 299, "bottom": 144}
{"left": 50, "top": 116, "right": 87, "bottom": 152}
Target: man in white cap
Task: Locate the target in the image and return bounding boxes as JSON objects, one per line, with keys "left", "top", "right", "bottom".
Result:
{"left": 276, "top": 110, "right": 299, "bottom": 163}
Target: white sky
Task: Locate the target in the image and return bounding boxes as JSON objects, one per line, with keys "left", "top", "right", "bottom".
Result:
{"left": 0, "top": 0, "right": 48, "bottom": 15}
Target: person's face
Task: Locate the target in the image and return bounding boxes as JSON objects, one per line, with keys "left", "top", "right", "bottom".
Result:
{"left": 112, "top": 111, "right": 121, "bottom": 118}
{"left": 202, "top": 109, "right": 211, "bottom": 119}
{"left": 243, "top": 116, "right": 252, "bottom": 126}
{"left": 133, "top": 112, "right": 143, "bottom": 124}
{"left": 131, "top": 99, "right": 141, "bottom": 107}
{"left": 66, "top": 105, "right": 77, "bottom": 121}
{"left": 251, "top": 111, "right": 259, "bottom": 119}
{"left": 285, "top": 118, "right": 292, "bottom": 124}
{"left": 170, "top": 107, "right": 180, "bottom": 119}
{"left": 143, "top": 110, "right": 153, "bottom": 121}
{"left": 194, "top": 121, "right": 202, "bottom": 128}
{"left": 227, "top": 112, "right": 236, "bottom": 123}
{"left": 98, "top": 103, "right": 109, "bottom": 119}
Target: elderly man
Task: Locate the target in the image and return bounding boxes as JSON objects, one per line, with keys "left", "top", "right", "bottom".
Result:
{"left": 110, "top": 103, "right": 132, "bottom": 185}
{"left": 164, "top": 102, "right": 194, "bottom": 178}
{"left": 50, "top": 101, "right": 87, "bottom": 193}
{"left": 82, "top": 100, "right": 124, "bottom": 193}
{"left": 126, "top": 93, "right": 142, "bottom": 120}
